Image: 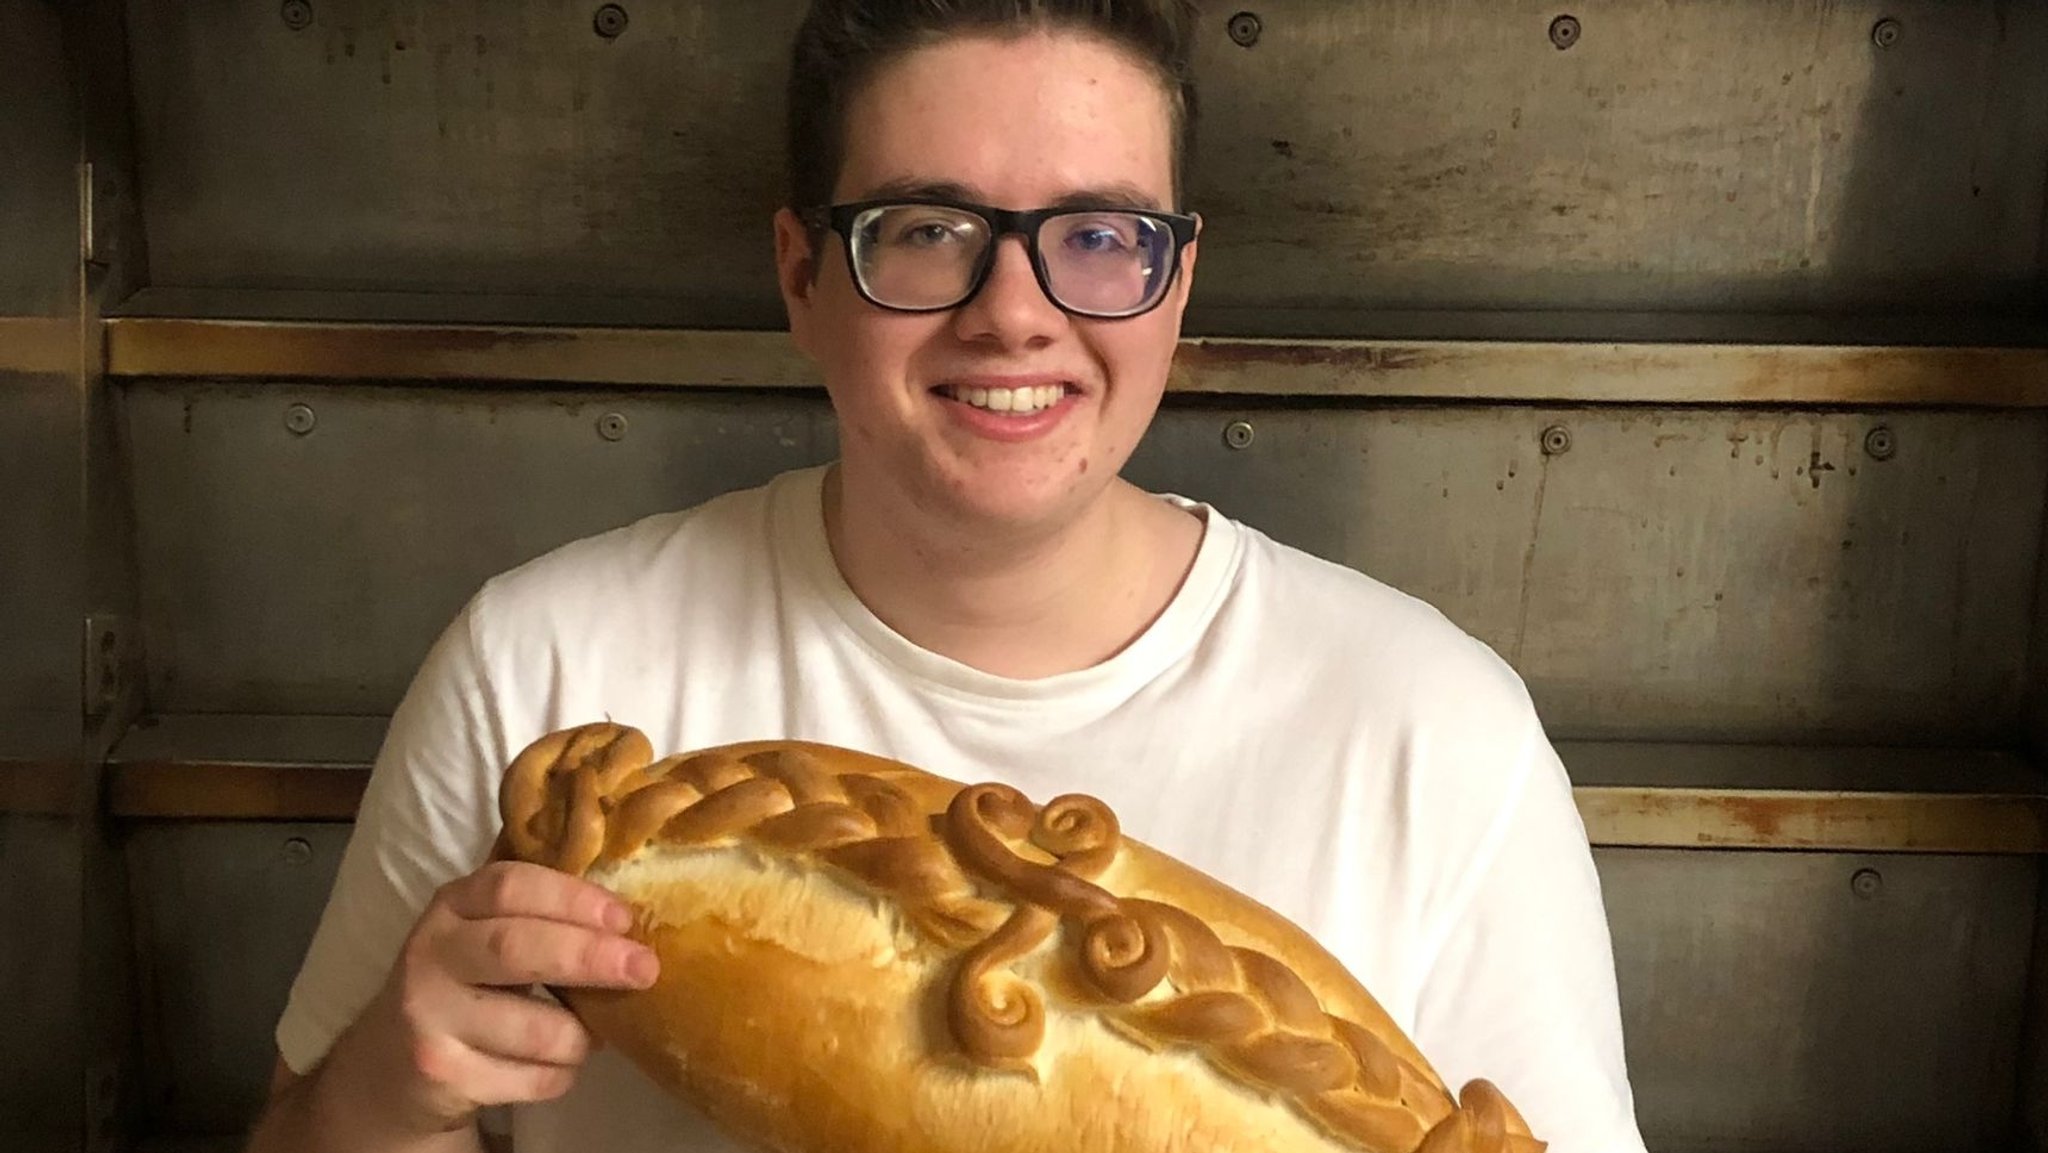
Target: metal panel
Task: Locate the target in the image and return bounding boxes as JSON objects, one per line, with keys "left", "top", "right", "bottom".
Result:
{"left": 0, "top": 815, "right": 88, "bottom": 1150}
{"left": 124, "top": 388, "right": 2048, "bottom": 741}
{"left": 122, "top": 0, "right": 802, "bottom": 319}
{"left": 122, "top": 0, "right": 2048, "bottom": 324}
{"left": 124, "top": 822, "right": 348, "bottom": 1136}
{"left": 1183, "top": 0, "right": 2048, "bottom": 320}
{"left": 121, "top": 382, "right": 840, "bottom": 714}
{"left": 1127, "top": 405, "right": 2048, "bottom": 743}
{"left": 0, "top": 1, "right": 79, "bottom": 317}
{"left": 2024, "top": 862, "right": 2048, "bottom": 1153}
{"left": 1595, "top": 848, "right": 2036, "bottom": 1153}
{"left": 0, "top": 3, "right": 87, "bottom": 1153}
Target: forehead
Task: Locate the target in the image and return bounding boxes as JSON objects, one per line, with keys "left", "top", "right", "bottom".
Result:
{"left": 836, "top": 29, "right": 1176, "bottom": 210}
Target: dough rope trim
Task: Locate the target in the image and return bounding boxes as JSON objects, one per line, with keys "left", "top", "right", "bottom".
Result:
{"left": 497, "top": 722, "right": 1539, "bottom": 1153}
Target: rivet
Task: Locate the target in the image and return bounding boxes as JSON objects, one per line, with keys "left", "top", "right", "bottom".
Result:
{"left": 1548, "top": 14, "right": 1581, "bottom": 50}
{"left": 1223, "top": 420, "right": 1255, "bottom": 450}
{"left": 597, "top": 412, "right": 629, "bottom": 441}
{"left": 1871, "top": 18, "right": 1902, "bottom": 49}
{"left": 1864, "top": 426, "right": 1896, "bottom": 461}
{"left": 593, "top": 4, "right": 629, "bottom": 38}
{"left": 282, "top": 837, "right": 313, "bottom": 866}
{"left": 280, "top": 0, "right": 313, "bottom": 31}
{"left": 1227, "top": 11, "right": 1262, "bottom": 48}
{"left": 1540, "top": 424, "right": 1572, "bottom": 455}
{"left": 1851, "top": 867, "right": 1883, "bottom": 898}
{"left": 284, "top": 403, "right": 316, "bottom": 435}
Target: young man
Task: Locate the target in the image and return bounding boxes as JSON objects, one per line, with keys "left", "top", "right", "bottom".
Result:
{"left": 248, "top": 3, "right": 1649, "bottom": 1152}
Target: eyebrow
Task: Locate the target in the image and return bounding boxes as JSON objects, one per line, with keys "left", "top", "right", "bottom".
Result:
{"left": 854, "top": 177, "right": 1167, "bottom": 212}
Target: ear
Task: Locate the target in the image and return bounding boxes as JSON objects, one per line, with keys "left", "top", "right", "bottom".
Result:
{"left": 773, "top": 207, "right": 820, "bottom": 356}
{"left": 1171, "top": 213, "right": 1202, "bottom": 305}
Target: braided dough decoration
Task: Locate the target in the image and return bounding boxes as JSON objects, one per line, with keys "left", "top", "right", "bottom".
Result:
{"left": 492, "top": 722, "right": 1546, "bottom": 1153}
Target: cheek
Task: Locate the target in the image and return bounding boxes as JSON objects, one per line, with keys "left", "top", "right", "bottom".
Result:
{"left": 1099, "top": 323, "right": 1176, "bottom": 411}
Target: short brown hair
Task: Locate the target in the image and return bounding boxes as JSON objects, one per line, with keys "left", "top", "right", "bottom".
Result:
{"left": 785, "top": 0, "right": 1202, "bottom": 212}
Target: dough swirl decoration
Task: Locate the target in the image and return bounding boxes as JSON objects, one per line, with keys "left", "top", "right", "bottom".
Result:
{"left": 495, "top": 722, "right": 1545, "bottom": 1153}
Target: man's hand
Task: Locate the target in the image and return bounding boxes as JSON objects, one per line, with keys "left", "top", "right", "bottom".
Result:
{"left": 247, "top": 860, "right": 659, "bottom": 1153}
{"left": 369, "top": 859, "right": 661, "bottom": 1128}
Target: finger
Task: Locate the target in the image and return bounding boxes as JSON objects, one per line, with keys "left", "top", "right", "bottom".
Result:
{"left": 410, "top": 1029, "right": 580, "bottom": 1109}
{"left": 440, "top": 860, "right": 636, "bottom": 934}
{"left": 441, "top": 916, "right": 659, "bottom": 991}
{"left": 453, "top": 986, "right": 596, "bottom": 1068}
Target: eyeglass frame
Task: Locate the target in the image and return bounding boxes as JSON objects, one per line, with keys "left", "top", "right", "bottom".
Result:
{"left": 797, "top": 196, "right": 1201, "bottom": 320}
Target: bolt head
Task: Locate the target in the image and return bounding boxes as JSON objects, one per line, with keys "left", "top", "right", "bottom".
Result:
{"left": 1227, "top": 11, "right": 1262, "bottom": 47}
{"left": 1540, "top": 424, "right": 1572, "bottom": 455}
{"left": 1851, "top": 868, "right": 1883, "bottom": 898}
{"left": 1223, "top": 420, "right": 1255, "bottom": 450}
{"left": 284, "top": 403, "right": 316, "bottom": 435}
{"left": 1864, "top": 426, "right": 1896, "bottom": 461}
{"left": 282, "top": 838, "right": 313, "bottom": 865}
{"left": 281, "top": 0, "right": 313, "bottom": 31}
{"left": 597, "top": 412, "right": 629, "bottom": 441}
{"left": 594, "top": 4, "right": 629, "bottom": 38}
{"left": 1549, "top": 14, "right": 1581, "bottom": 49}
{"left": 1872, "top": 18, "right": 1902, "bottom": 48}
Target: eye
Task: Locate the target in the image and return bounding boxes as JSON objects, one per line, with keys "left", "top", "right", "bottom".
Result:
{"left": 1054, "top": 213, "right": 1144, "bottom": 257}
{"left": 1067, "top": 227, "right": 1128, "bottom": 253}
{"left": 885, "top": 216, "right": 974, "bottom": 248}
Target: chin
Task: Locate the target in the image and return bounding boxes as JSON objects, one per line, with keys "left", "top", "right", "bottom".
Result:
{"left": 928, "top": 462, "right": 1097, "bottom": 532}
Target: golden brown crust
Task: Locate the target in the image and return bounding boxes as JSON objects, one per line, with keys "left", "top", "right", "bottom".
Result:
{"left": 493, "top": 721, "right": 1545, "bottom": 1153}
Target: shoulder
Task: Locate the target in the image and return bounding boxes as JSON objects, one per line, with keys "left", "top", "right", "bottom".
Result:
{"left": 1218, "top": 515, "right": 1541, "bottom": 740}
{"left": 464, "top": 469, "right": 795, "bottom": 646}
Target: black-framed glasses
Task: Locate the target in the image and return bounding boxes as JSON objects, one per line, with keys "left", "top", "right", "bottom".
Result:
{"left": 800, "top": 197, "right": 1198, "bottom": 320}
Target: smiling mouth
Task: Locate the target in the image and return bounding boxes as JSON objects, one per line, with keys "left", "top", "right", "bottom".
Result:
{"left": 935, "top": 383, "right": 1076, "bottom": 415}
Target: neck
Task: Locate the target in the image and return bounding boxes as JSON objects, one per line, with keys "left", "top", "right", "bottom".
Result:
{"left": 820, "top": 463, "right": 1203, "bottom": 679}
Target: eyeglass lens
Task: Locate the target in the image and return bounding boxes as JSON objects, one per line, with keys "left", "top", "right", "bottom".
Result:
{"left": 849, "top": 204, "right": 1175, "bottom": 316}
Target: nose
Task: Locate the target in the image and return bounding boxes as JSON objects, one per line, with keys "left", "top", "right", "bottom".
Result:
{"left": 951, "top": 234, "right": 1067, "bottom": 349}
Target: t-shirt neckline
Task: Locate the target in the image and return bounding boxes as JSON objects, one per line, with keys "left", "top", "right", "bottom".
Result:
{"left": 772, "top": 464, "right": 1241, "bottom": 708}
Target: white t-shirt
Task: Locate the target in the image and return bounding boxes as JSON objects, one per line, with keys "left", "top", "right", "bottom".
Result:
{"left": 277, "top": 463, "right": 1647, "bottom": 1153}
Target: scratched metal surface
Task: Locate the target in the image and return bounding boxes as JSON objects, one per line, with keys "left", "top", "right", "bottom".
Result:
{"left": 1128, "top": 403, "right": 2048, "bottom": 744}
{"left": 1600, "top": 848, "right": 2035, "bottom": 1153}
{"left": 0, "top": 5, "right": 87, "bottom": 1152}
{"left": 118, "top": 384, "right": 2048, "bottom": 744}
{"left": 122, "top": 0, "right": 2048, "bottom": 326}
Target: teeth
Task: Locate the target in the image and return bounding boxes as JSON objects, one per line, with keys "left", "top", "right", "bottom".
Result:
{"left": 949, "top": 384, "right": 1066, "bottom": 414}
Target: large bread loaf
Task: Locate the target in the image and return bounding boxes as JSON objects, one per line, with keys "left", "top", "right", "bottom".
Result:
{"left": 491, "top": 721, "right": 1544, "bottom": 1153}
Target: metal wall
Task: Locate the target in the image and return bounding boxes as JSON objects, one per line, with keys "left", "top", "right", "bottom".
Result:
{"left": 0, "top": 4, "right": 86, "bottom": 1153}
{"left": 70, "top": 0, "right": 2048, "bottom": 1150}
{"left": 119, "top": 0, "right": 2048, "bottom": 330}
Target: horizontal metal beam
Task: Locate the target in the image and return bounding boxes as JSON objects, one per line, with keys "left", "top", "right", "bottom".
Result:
{"left": 87, "top": 718, "right": 2048, "bottom": 852}
{"left": 0, "top": 316, "right": 80, "bottom": 376}
{"left": 1575, "top": 787, "right": 2048, "bottom": 854}
{"left": 0, "top": 760, "right": 80, "bottom": 818}
{"left": 98, "top": 762, "right": 2048, "bottom": 852}
{"left": 100, "top": 315, "right": 2048, "bottom": 406}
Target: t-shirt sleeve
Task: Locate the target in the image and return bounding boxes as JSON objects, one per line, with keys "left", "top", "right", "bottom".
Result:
{"left": 273, "top": 595, "right": 511, "bottom": 1075}
{"left": 1410, "top": 730, "right": 1651, "bottom": 1153}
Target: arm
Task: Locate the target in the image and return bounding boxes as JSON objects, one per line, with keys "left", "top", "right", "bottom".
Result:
{"left": 244, "top": 860, "right": 657, "bottom": 1153}
{"left": 1410, "top": 735, "right": 1649, "bottom": 1153}
{"left": 247, "top": 596, "right": 658, "bottom": 1152}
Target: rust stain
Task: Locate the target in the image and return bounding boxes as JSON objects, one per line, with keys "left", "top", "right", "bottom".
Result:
{"left": 107, "top": 319, "right": 815, "bottom": 389}
{"left": 1575, "top": 788, "right": 2033, "bottom": 852}
{"left": 1715, "top": 794, "right": 1793, "bottom": 839}
{"left": 1178, "top": 340, "right": 1426, "bottom": 373}
{"left": 108, "top": 762, "right": 369, "bottom": 820}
